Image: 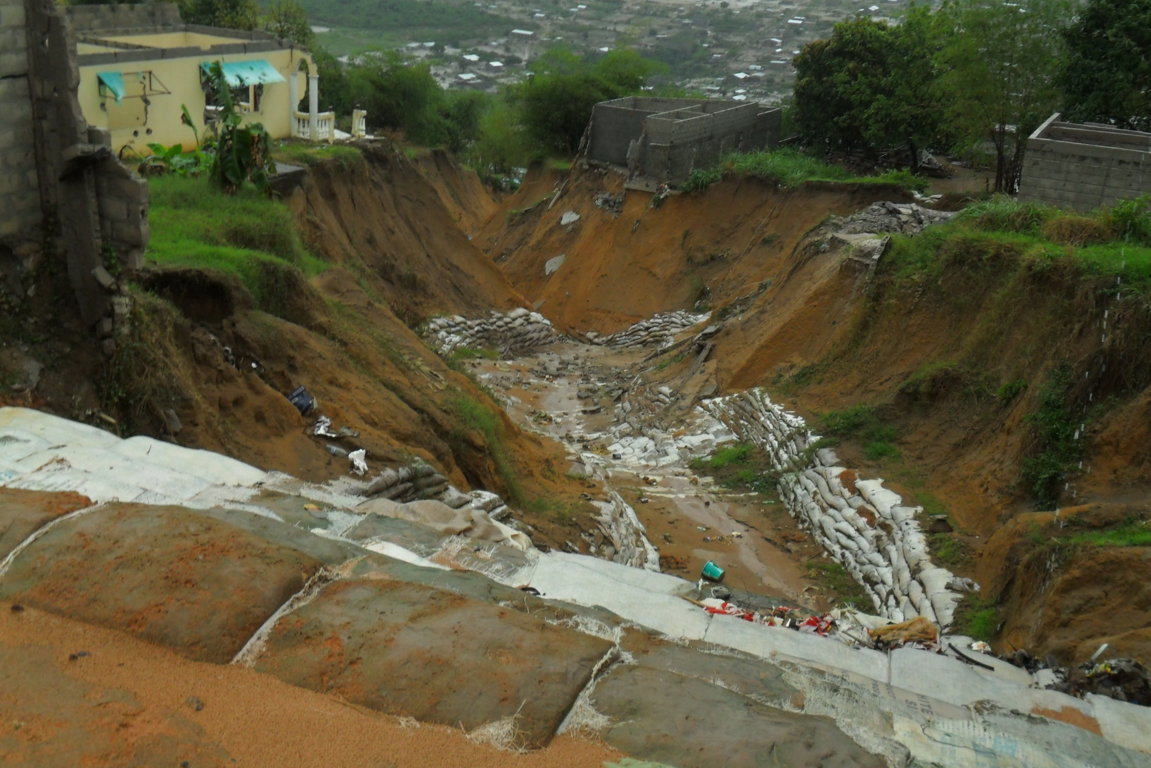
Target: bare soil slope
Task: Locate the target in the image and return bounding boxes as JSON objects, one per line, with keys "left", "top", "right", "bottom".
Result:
{"left": 483, "top": 163, "right": 1151, "bottom": 665}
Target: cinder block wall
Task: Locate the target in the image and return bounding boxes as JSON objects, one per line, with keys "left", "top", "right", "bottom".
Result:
{"left": 66, "top": 2, "right": 181, "bottom": 34}
{"left": 1, "top": 0, "right": 147, "bottom": 341}
{"left": 0, "top": 0, "right": 39, "bottom": 240}
{"left": 1019, "top": 117, "right": 1151, "bottom": 212}
{"left": 586, "top": 97, "right": 781, "bottom": 184}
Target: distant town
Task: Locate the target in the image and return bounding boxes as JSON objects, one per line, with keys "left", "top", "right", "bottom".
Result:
{"left": 310, "top": 0, "right": 915, "bottom": 104}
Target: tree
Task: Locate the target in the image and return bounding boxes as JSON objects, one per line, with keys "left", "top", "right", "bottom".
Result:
{"left": 262, "top": 0, "right": 314, "bottom": 49}
{"left": 793, "top": 8, "right": 943, "bottom": 170}
{"left": 180, "top": 0, "right": 259, "bottom": 30}
{"left": 1061, "top": 0, "right": 1151, "bottom": 132}
{"left": 513, "top": 47, "right": 663, "bottom": 154}
{"left": 936, "top": 0, "right": 1075, "bottom": 193}
{"left": 344, "top": 55, "right": 450, "bottom": 145}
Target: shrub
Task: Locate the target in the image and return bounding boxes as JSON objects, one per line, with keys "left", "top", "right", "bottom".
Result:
{"left": 959, "top": 196, "right": 1055, "bottom": 234}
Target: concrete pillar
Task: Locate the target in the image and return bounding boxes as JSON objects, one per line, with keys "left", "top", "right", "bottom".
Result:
{"left": 289, "top": 72, "right": 298, "bottom": 137}
{"left": 308, "top": 73, "right": 318, "bottom": 141}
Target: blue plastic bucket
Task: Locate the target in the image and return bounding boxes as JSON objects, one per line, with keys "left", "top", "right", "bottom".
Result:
{"left": 701, "top": 561, "right": 725, "bottom": 581}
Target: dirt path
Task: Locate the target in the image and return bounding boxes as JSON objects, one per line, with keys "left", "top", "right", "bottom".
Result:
{"left": 470, "top": 341, "right": 828, "bottom": 608}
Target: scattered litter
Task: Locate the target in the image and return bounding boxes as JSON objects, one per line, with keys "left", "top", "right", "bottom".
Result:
{"left": 701, "top": 560, "right": 725, "bottom": 581}
{"left": 349, "top": 448, "right": 368, "bottom": 475}
{"left": 287, "top": 386, "right": 316, "bottom": 415}
{"left": 970, "top": 640, "right": 993, "bottom": 653}
{"left": 1052, "top": 658, "right": 1151, "bottom": 706}
{"left": 947, "top": 576, "right": 980, "bottom": 593}
{"left": 560, "top": 210, "right": 581, "bottom": 226}
{"left": 313, "top": 416, "right": 337, "bottom": 437}
{"left": 593, "top": 193, "right": 623, "bottom": 215}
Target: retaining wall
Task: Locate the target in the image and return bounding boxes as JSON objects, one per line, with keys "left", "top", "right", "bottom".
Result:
{"left": 703, "top": 389, "right": 968, "bottom": 627}
{"left": 1019, "top": 114, "right": 1151, "bottom": 212}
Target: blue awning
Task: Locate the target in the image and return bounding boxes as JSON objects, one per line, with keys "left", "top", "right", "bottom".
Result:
{"left": 201, "top": 59, "right": 286, "bottom": 87}
{"left": 97, "top": 71, "right": 125, "bottom": 103}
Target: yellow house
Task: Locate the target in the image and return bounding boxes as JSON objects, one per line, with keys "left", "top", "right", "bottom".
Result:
{"left": 67, "top": 3, "right": 339, "bottom": 160}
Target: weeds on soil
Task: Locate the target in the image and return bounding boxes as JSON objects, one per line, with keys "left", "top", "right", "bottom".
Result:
{"left": 681, "top": 148, "right": 927, "bottom": 193}
{"left": 1020, "top": 364, "right": 1083, "bottom": 510}
{"left": 954, "top": 595, "right": 1001, "bottom": 642}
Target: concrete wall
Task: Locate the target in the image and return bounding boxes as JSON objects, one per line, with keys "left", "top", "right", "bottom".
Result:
{"left": 1019, "top": 114, "right": 1151, "bottom": 212}
{"left": 0, "top": 0, "right": 38, "bottom": 241}
{"left": 587, "top": 96, "right": 781, "bottom": 184}
{"left": 0, "top": 0, "right": 147, "bottom": 345}
{"left": 66, "top": 2, "right": 182, "bottom": 33}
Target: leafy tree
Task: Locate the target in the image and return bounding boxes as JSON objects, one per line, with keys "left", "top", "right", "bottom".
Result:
{"left": 936, "top": 0, "right": 1075, "bottom": 193}
{"left": 262, "top": 0, "right": 314, "bottom": 48}
{"left": 792, "top": 8, "right": 943, "bottom": 170}
{"left": 180, "top": 0, "right": 259, "bottom": 30}
{"left": 344, "top": 54, "right": 450, "bottom": 145}
{"left": 513, "top": 47, "right": 663, "bottom": 154}
{"left": 1061, "top": 0, "right": 1151, "bottom": 131}
{"left": 470, "top": 98, "right": 531, "bottom": 172}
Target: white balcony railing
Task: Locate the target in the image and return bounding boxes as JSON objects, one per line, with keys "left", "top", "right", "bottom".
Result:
{"left": 292, "top": 110, "right": 336, "bottom": 143}
{"left": 352, "top": 109, "right": 367, "bottom": 139}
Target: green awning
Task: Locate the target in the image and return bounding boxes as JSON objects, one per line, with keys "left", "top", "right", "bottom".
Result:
{"left": 97, "top": 71, "right": 125, "bottom": 103}
{"left": 201, "top": 59, "right": 286, "bottom": 87}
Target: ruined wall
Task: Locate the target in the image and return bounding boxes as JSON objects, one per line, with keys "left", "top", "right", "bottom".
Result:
{"left": 587, "top": 96, "right": 781, "bottom": 184}
{"left": 1019, "top": 115, "right": 1151, "bottom": 212}
{"left": 0, "top": 0, "right": 147, "bottom": 343}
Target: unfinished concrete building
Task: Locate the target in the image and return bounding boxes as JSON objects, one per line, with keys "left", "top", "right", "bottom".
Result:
{"left": 585, "top": 97, "right": 781, "bottom": 185}
{"left": 1019, "top": 114, "right": 1151, "bottom": 212}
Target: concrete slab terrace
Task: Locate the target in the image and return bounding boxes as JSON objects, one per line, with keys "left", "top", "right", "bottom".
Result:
{"left": 0, "top": 406, "right": 1148, "bottom": 766}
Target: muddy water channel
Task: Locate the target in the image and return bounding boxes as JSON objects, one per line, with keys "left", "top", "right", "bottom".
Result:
{"left": 469, "top": 341, "right": 831, "bottom": 608}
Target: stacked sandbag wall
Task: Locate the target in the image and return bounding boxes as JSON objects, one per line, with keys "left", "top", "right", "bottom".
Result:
{"left": 702, "top": 389, "right": 967, "bottom": 627}
{"left": 424, "top": 308, "right": 560, "bottom": 356}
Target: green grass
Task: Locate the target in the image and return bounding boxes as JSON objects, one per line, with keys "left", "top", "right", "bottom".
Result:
{"left": 955, "top": 595, "right": 1001, "bottom": 642}
{"left": 272, "top": 141, "right": 363, "bottom": 168}
{"left": 450, "top": 393, "right": 522, "bottom": 504}
{"left": 448, "top": 346, "right": 499, "bottom": 365}
{"left": 929, "top": 532, "right": 971, "bottom": 567}
{"left": 818, "top": 405, "right": 900, "bottom": 461}
{"left": 688, "top": 442, "right": 781, "bottom": 496}
{"left": 885, "top": 195, "right": 1151, "bottom": 296}
{"left": 692, "top": 443, "right": 751, "bottom": 470}
{"left": 681, "top": 148, "right": 928, "bottom": 193}
{"left": 806, "top": 559, "right": 872, "bottom": 608}
{"left": 147, "top": 176, "right": 326, "bottom": 313}
{"left": 1064, "top": 518, "right": 1151, "bottom": 548}
{"left": 1020, "top": 364, "right": 1083, "bottom": 510}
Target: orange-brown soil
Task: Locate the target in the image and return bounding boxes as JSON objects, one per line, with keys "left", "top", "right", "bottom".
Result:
{"left": 0, "top": 602, "right": 620, "bottom": 767}
{"left": 4, "top": 146, "right": 1148, "bottom": 676}
{"left": 480, "top": 162, "right": 1151, "bottom": 665}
